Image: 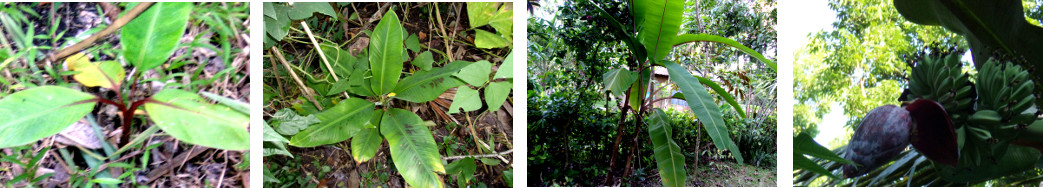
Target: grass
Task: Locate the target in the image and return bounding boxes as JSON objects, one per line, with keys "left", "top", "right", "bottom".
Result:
{"left": 689, "top": 161, "right": 776, "bottom": 187}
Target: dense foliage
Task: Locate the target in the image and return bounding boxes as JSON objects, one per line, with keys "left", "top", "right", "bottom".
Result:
{"left": 527, "top": 0, "right": 777, "bottom": 186}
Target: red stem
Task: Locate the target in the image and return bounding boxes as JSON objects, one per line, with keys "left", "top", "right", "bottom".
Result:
{"left": 120, "top": 98, "right": 150, "bottom": 146}
{"left": 115, "top": 72, "right": 145, "bottom": 146}
{"left": 96, "top": 98, "right": 125, "bottom": 112}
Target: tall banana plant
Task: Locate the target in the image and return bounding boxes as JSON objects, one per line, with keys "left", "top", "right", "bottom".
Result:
{"left": 595, "top": 0, "right": 776, "bottom": 186}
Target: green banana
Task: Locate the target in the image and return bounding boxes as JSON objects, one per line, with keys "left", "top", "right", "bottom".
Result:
{"left": 969, "top": 110, "right": 1003, "bottom": 126}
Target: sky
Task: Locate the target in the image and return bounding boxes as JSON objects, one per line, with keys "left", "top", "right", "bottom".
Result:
{"left": 532, "top": 0, "right": 562, "bottom": 24}
{"left": 777, "top": 0, "right": 844, "bottom": 146}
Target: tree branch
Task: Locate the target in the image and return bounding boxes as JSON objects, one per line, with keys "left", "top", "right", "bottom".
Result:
{"left": 270, "top": 47, "right": 324, "bottom": 110}
{"left": 442, "top": 149, "right": 513, "bottom": 160}
{"left": 48, "top": 2, "right": 154, "bottom": 62}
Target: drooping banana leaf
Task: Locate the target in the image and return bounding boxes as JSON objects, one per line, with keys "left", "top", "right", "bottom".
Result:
{"left": 678, "top": 75, "right": 747, "bottom": 118}
{"left": 662, "top": 61, "right": 744, "bottom": 164}
{"left": 672, "top": 34, "right": 777, "bottom": 71}
{"left": 648, "top": 109, "right": 687, "bottom": 186}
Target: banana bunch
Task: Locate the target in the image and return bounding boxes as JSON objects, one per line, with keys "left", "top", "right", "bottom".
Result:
{"left": 963, "top": 59, "right": 1038, "bottom": 164}
{"left": 907, "top": 54, "right": 975, "bottom": 120}
{"left": 906, "top": 55, "right": 1040, "bottom": 167}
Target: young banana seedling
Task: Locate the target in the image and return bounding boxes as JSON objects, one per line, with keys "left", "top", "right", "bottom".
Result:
{"left": 277, "top": 7, "right": 513, "bottom": 188}
{"left": 0, "top": 2, "right": 248, "bottom": 151}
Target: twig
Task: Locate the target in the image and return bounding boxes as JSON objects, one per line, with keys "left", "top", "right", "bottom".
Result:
{"left": 442, "top": 149, "right": 513, "bottom": 160}
{"left": 48, "top": 2, "right": 154, "bottom": 62}
{"left": 145, "top": 145, "right": 206, "bottom": 182}
{"left": 270, "top": 47, "right": 324, "bottom": 110}
{"left": 366, "top": 3, "right": 393, "bottom": 24}
{"left": 434, "top": 3, "right": 453, "bottom": 62}
{"left": 299, "top": 21, "right": 350, "bottom": 99}
{"left": 300, "top": 21, "right": 339, "bottom": 81}
{"left": 466, "top": 112, "right": 509, "bottom": 163}
{"left": 451, "top": 3, "right": 462, "bottom": 58}
{"left": 299, "top": 165, "right": 323, "bottom": 185}
{"left": 98, "top": 2, "right": 121, "bottom": 21}
{"left": 216, "top": 151, "right": 228, "bottom": 188}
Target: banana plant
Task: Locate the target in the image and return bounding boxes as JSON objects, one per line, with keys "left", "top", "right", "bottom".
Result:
{"left": 822, "top": 54, "right": 1043, "bottom": 185}
{"left": 0, "top": 2, "right": 249, "bottom": 150}
{"left": 276, "top": 7, "right": 511, "bottom": 187}
{"left": 593, "top": 0, "right": 776, "bottom": 186}
{"left": 795, "top": 0, "right": 1043, "bottom": 185}
{"left": 894, "top": 0, "right": 1043, "bottom": 99}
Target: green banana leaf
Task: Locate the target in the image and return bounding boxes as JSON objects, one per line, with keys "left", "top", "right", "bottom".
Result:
{"left": 671, "top": 75, "right": 747, "bottom": 118}
{"left": 635, "top": 0, "right": 684, "bottom": 61}
{"left": 352, "top": 110, "right": 384, "bottom": 163}
{"left": 369, "top": 9, "right": 405, "bottom": 95}
{"left": 122, "top": 2, "right": 192, "bottom": 71}
{"left": 393, "top": 61, "right": 473, "bottom": 103}
{"left": 603, "top": 68, "right": 638, "bottom": 97}
{"left": 145, "top": 89, "right": 250, "bottom": 150}
{"left": 289, "top": 98, "right": 375, "bottom": 147}
{"left": 381, "top": 108, "right": 446, "bottom": 188}
{"left": 672, "top": 34, "right": 777, "bottom": 71}
{"left": 0, "top": 86, "right": 96, "bottom": 148}
{"left": 662, "top": 61, "right": 744, "bottom": 164}
{"left": 648, "top": 109, "right": 688, "bottom": 186}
